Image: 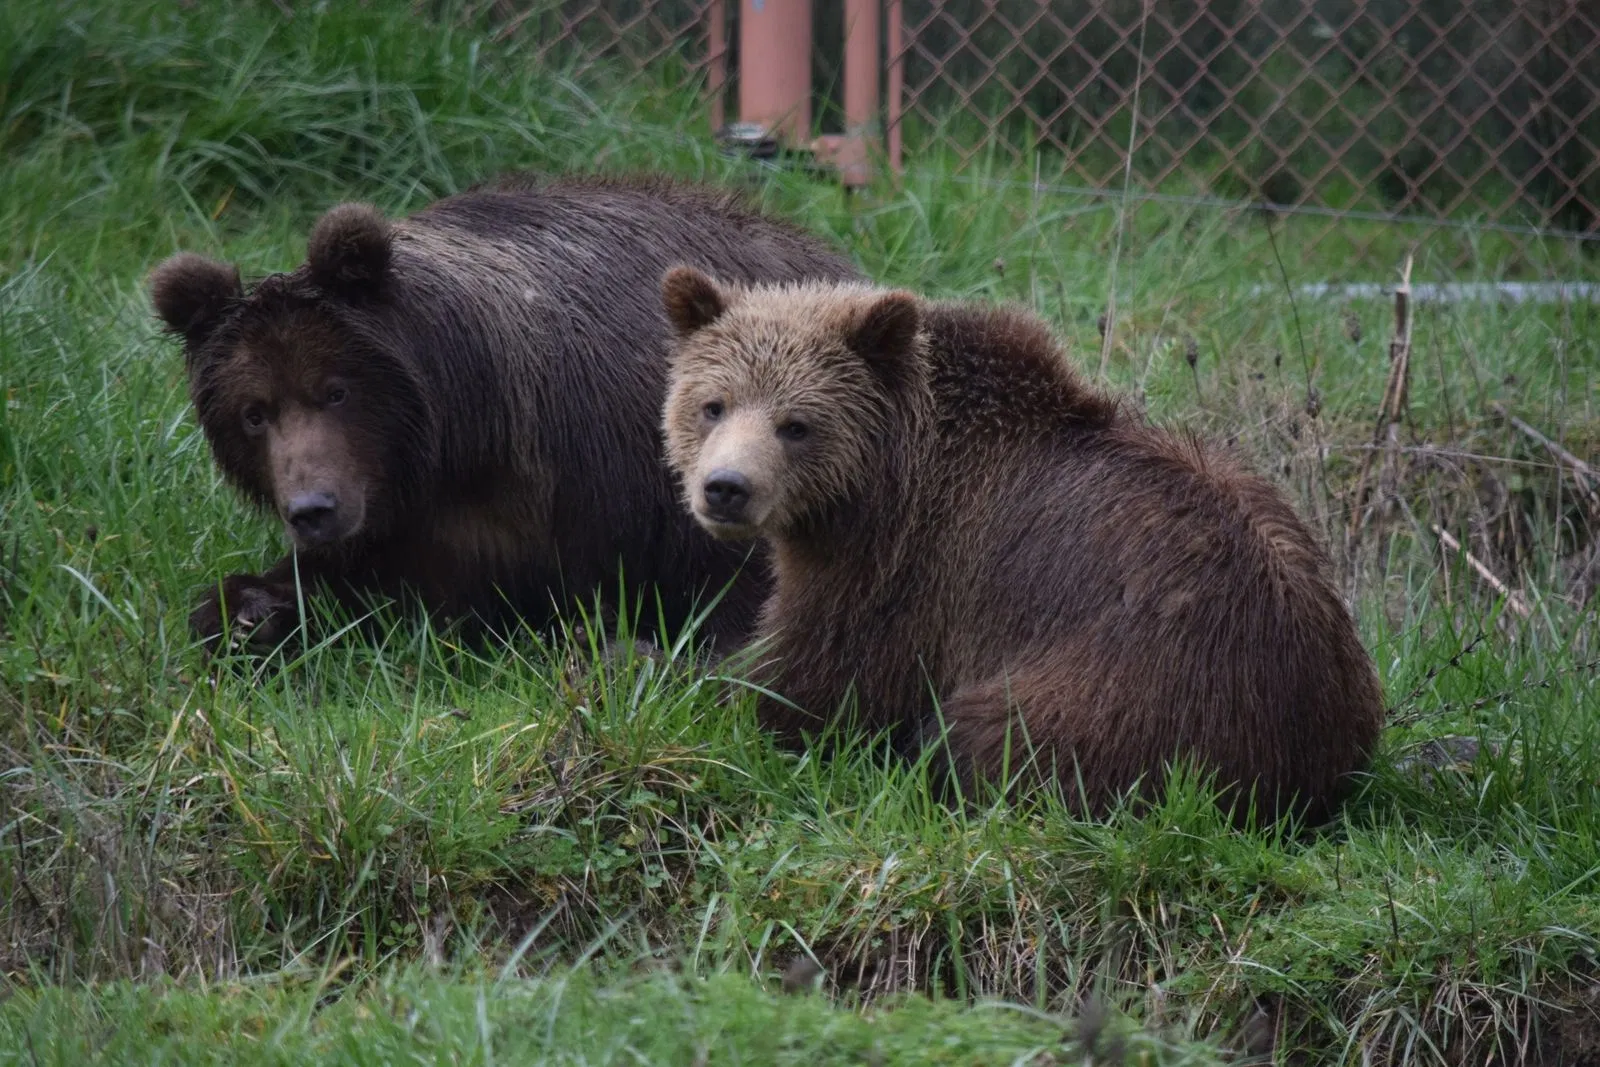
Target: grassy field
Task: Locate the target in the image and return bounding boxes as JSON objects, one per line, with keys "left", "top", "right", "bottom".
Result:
{"left": 3, "top": 1, "right": 1599, "bottom": 1064}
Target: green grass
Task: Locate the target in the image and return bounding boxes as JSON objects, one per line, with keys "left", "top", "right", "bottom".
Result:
{"left": 3, "top": 1, "right": 1599, "bottom": 1064}
{"left": 1, "top": 964, "right": 1222, "bottom": 1066}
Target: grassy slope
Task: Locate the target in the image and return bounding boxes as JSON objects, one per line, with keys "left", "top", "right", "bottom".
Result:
{"left": 3, "top": 967, "right": 1212, "bottom": 1066}
{"left": 2, "top": 1, "right": 1598, "bottom": 1064}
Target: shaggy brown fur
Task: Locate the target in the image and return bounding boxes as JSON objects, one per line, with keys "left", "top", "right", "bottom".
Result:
{"left": 148, "top": 174, "right": 860, "bottom": 652}
{"left": 659, "top": 268, "right": 1385, "bottom": 825}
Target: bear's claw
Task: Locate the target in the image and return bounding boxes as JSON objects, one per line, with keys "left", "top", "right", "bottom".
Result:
{"left": 191, "top": 574, "right": 297, "bottom": 654}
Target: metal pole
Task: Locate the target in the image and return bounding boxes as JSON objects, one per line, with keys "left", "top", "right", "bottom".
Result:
{"left": 886, "top": 0, "right": 903, "bottom": 174}
{"left": 738, "top": 0, "right": 813, "bottom": 147}
{"left": 838, "top": 0, "right": 880, "bottom": 185}
{"left": 707, "top": 0, "right": 727, "bottom": 133}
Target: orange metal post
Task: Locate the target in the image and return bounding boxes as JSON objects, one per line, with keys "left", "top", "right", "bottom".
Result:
{"left": 886, "top": 0, "right": 902, "bottom": 174}
{"left": 839, "top": 0, "right": 879, "bottom": 184}
{"left": 813, "top": 0, "right": 880, "bottom": 186}
{"left": 843, "top": 0, "right": 880, "bottom": 135}
{"left": 738, "top": 0, "right": 813, "bottom": 147}
{"left": 707, "top": 0, "right": 728, "bottom": 132}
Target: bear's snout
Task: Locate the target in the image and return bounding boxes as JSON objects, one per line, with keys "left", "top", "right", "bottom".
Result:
{"left": 678, "top": 410, "right": 780, "bottom": 540}
{"left": 701, "top": 469, "right": 752, "bottom": 522}
{"left": 268, "top": 407, "right": 368, "bottom": 549}
{"left": 286, "top": 490, "right": 341, "bottom": 546}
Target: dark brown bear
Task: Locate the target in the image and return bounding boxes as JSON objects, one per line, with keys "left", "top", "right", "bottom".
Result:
{"left": 148, "top": 175, "right": 860, "bottom": 652}
{"left": 659, "top": 269, "right": 1385, "bottom": 825}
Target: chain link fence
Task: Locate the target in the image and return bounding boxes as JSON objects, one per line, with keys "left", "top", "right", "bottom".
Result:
{"left": 481, "top": 0, "right": 1600, "bottom": 275}
{"left": 451, "top": 0, "right": 723, "bottom": 116}
{"left": 896, "top": 0, "right": 1599, "bottom": 272}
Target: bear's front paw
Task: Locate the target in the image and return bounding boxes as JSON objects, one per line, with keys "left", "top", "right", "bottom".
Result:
{"left": 190, "top": 574, "right": 299, "bottom": 653}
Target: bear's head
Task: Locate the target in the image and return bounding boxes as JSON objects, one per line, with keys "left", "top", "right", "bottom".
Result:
{"left": 149, "top": 203, "right": 434, "bottom": 551}
{"left": 659, "top": 266, "right": 923, "bottom": 543}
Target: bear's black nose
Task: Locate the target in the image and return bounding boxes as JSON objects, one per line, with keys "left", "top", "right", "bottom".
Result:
{"left": 286, "top": 491, "right": 340, "bottom": 545}
{"left": 701, "top": 469, "right": 751, "bottom": 520}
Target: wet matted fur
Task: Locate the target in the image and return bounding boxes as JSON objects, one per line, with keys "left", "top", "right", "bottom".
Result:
{"left": 149, "top": 174, "right": 862, "bottom": 652}
{"left": 659, "top": 268, "right": 1385, "bottom": 825}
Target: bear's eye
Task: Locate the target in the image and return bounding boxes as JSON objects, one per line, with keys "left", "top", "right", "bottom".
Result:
{"left": 242, "top": 406, "right": 266, "bottom": 430}
{"left": 702, "top": 400, "right": 724, "bottom": 421}
{"left": 325, "top": 385, "right": 348, "bottom": 407}
{"left": 777, "top": 420, "right": 809, "bottom": 442}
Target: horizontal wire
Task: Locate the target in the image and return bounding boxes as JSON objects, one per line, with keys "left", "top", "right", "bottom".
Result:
{"left": 930, "top": 171, "right": 1600, "bottom": 244}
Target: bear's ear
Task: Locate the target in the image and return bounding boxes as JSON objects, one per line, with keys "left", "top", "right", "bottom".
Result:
{"left": 846, "top": 291, "right": 920, "bottom": 390}
{"left": 661, "top": 266, "right": 729, "bottom": 339}
{"left": 307, "top": 202, "right": 394, "bottom": 301}
{"left": 148, "top": 253, "right": 243, "bottom": 346}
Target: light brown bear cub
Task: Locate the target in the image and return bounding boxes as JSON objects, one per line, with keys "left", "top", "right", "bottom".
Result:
{"left": 659, "top": 268, "right": 1385, "bottom": 825}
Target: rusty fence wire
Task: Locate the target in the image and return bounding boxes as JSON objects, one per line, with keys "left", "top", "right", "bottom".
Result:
{"left": 895, "top": 0, "right": 1600, "bottom": 271}
{"left": 454, "top": 0, "right": 722, "bottom": 113}
{"left": 483, "top": 0, "right": 1600, "bottom": 275}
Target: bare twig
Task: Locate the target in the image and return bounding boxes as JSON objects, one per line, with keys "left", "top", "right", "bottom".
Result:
{"left": 1347, "top": 254, "right": 1414, "bottom": 548}
{"left": 1572, "top": 543, "right": 1600, "bottom": 605}
{"left": 1388, "top": 655, "right": 1600, "bottom": 728}
{"left": 1380, "top": 255, "right": 1416, "bottom": 503}
{"left": 1432, "top": 524, "right": 1532, "bottom": 619}
{"left": 1490, "top": 403, "right": 1600, "bottom": 604}
{"left": 1490, "top": 402, "right": 1598, "bottom": 504}
{"left": 1385, "top": 629, "right": 1488, "bottom": 716}
{"left": 1333, "top": 442, "right": 1566, "bottom": 472}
